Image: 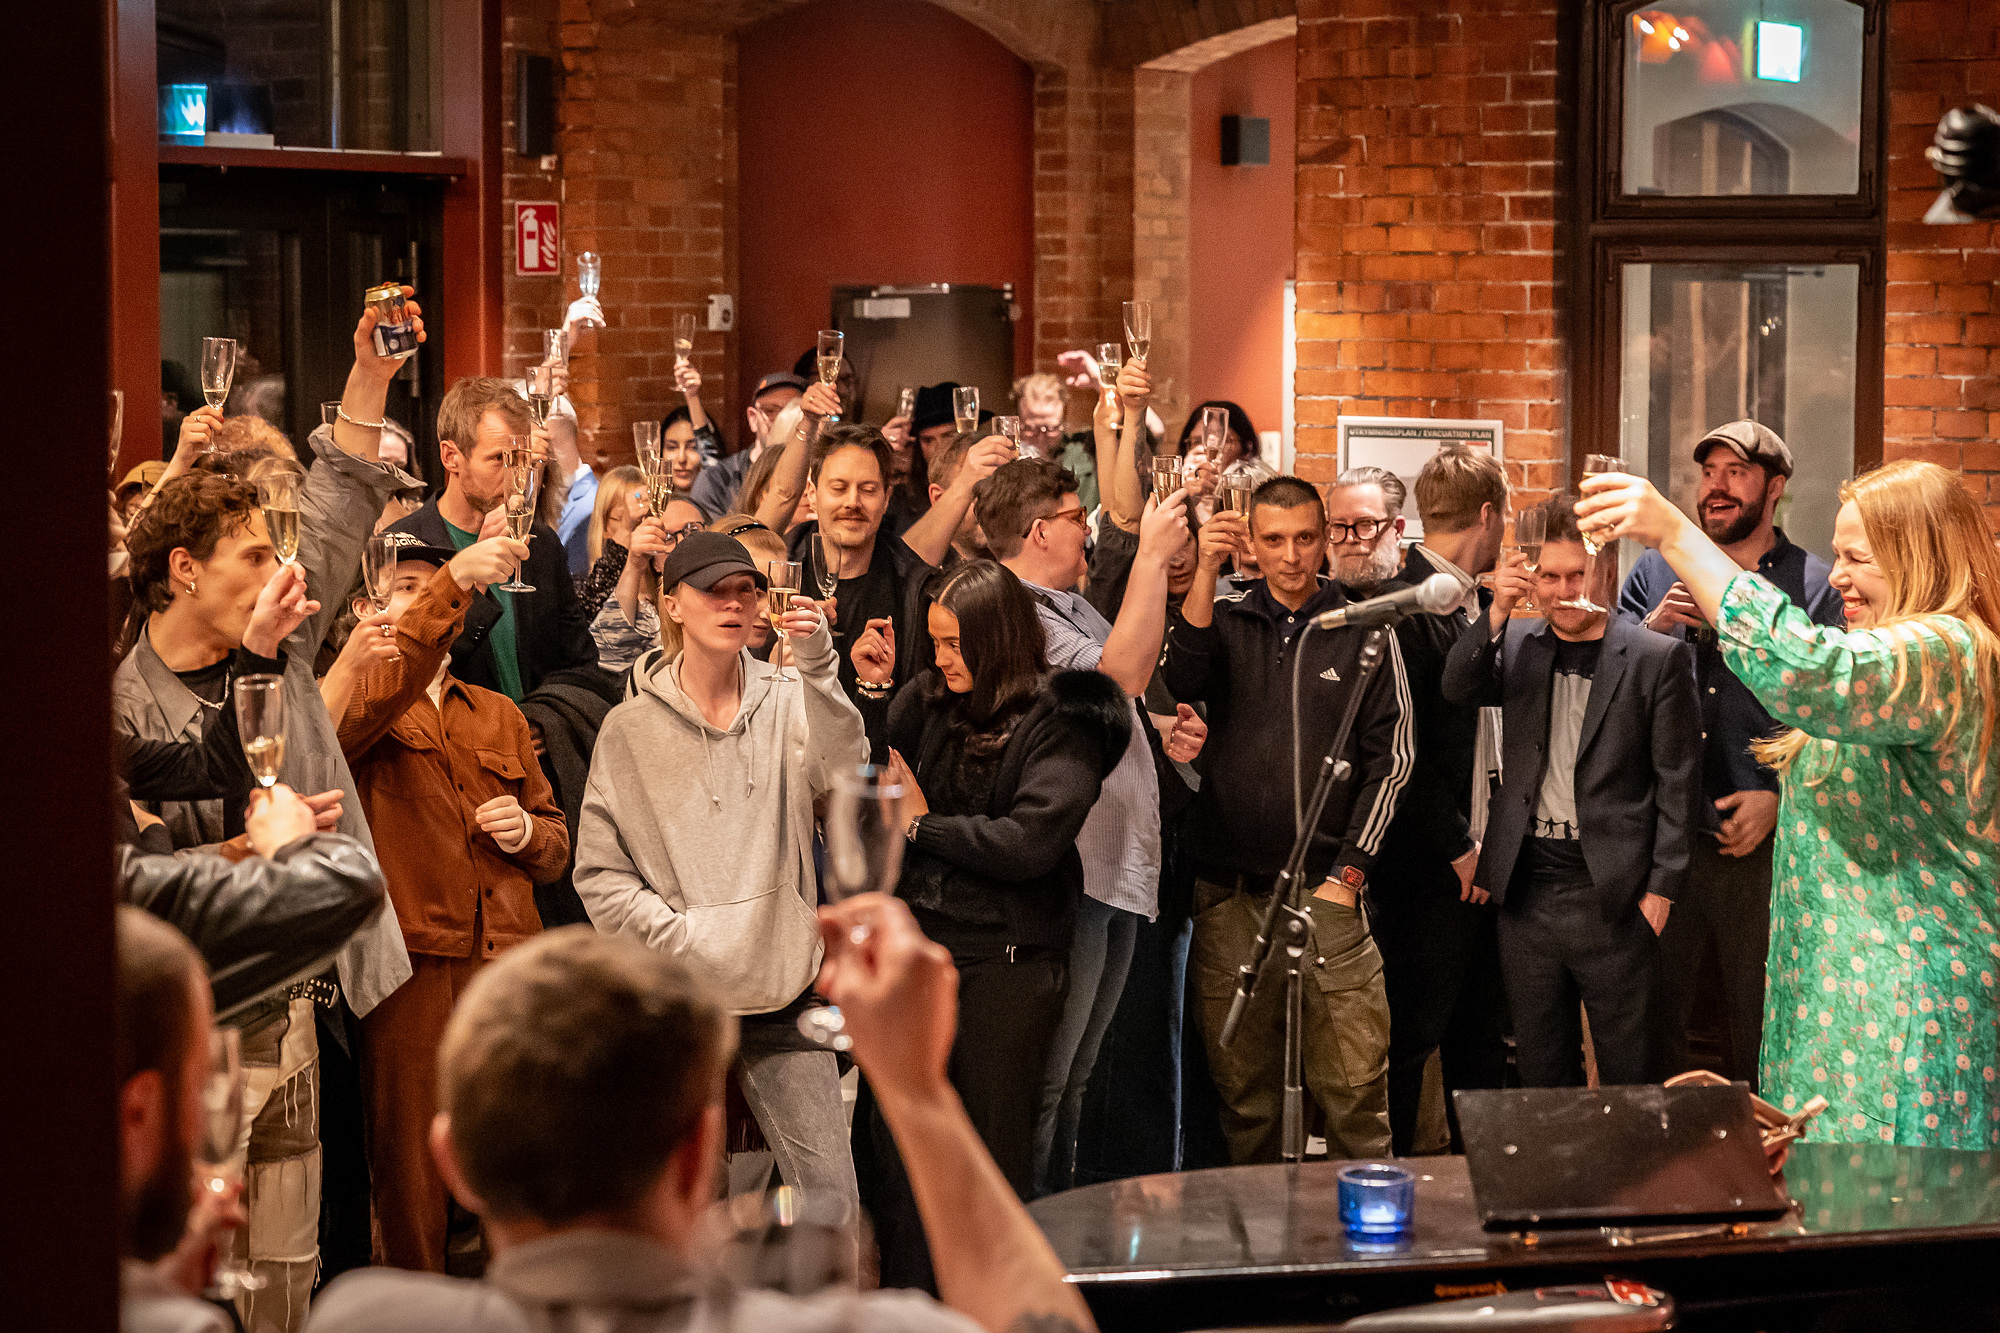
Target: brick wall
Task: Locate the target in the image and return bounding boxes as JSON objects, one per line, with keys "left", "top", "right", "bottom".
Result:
{"left": 1293, "top": 0, "right": 1562, "bottom": 504}
{"left": 1132, "top": 66, "right": 1192, "bottom": 431}
{"left": 1883, "top": 0, "right": 2000, "bottom": 529}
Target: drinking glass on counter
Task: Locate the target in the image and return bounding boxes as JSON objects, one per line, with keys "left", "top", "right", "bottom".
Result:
{"left": 763, "top": 560, "right": 803, "bottom": 683}
{"left": 233, "top": 675, "right": 286, "bottom": 790}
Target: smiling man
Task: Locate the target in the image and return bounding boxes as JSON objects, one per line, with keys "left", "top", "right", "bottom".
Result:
{"left": 1617, "top": 421, "right": 1842, "bottom": 1086}
{"left": 1161, "top": 475, "right": 1412, "bottom": 1165}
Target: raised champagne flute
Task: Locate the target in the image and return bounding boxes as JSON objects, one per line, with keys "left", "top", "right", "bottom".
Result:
{"left": 233, "top": 674, "right": 286, "bottom": 790}
{"left": 1152, "top": 454, "right": 1183, "bottom": 504}
{"left": 763, "top": 560, "right": 803, "bottom": 683}
{"left": 1122, "top": 301, "right": 1152, "bottom": 363}
{"left": 200, "top": 338, "right": 239, "bottom": 435}
{"left": 952, "top": 385, "right": 979, "bottom": 437}
{"left": 896, "top": 386, "right": 917, "bottom": 425}
{"left": 362, "top": 532, "right": 402, "bottom": 662}
{"left": 499, "top": 444, "right": 543, "bottom": 593}
{"left": 1557, "top": 454, "right": 1622, "bottom": 613}
{"left": 810, "top": 531, "right": 840, "bottom": 603}
{"left": 255, "top": 470, "right": 302, "bottom": 568}
{"left": 675, "top": 311, "right": 698, "bottom": 368}
{"left": 1201, "top": 405, "right": 1229, "bottom": 462}
{"left": 197, "top": 1028, "right": 265, "bottom": 1298}
{"left": 1218, "top": 461, "right": 1257, "bottom": 515}
{"left": 633, "top": 419, "right": 662, "bottom": 476}
{"left": 797, "top": 764, "right": 907, "bottom": 1051}
{"left": 1096, "top": 342, "right": 1124, "bottom": 428}
{"left": 577, "top": 251, "right": 602, "bottom": 299}
{"left": 1510, "top": 507, "right": 1547, "bottom": 573}
{"left": 994, "top": 415, "right": 1029, "bottom": 459}
{"left": 815, "top": 330, "right": 843, "bottom": 423}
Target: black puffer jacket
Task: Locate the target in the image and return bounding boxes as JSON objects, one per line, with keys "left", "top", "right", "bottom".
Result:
{"left": 888, "top": 668, "right": 1131, "bottom": 957}
{"left": 118, "top": 833, "right": 387, "bottom": 1022}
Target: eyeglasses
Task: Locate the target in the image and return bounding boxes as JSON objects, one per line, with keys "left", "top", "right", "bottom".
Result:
{"left": 1021, "top": 423, "right": 1065, "bottom": 440}
{"left": 660, "top": 521, "right": 706, "bottom": 549}
{"left": 1328, "top": 518, "right": 1390, "bottom": 543}
{"left": 1027, "top": 506, "right": 1091, "bottom": 539}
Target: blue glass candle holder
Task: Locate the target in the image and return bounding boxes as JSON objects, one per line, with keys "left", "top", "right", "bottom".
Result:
{"left": 1338, "top": 1163, "right": 1415, "bottom": 1237}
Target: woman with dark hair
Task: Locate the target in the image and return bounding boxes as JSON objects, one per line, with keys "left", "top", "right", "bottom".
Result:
{"left": 854, "top": 558, "right": 1131, "bottom": 1292}
{"left": 1175, "top": 399, "right": 1258, "bottom": 467}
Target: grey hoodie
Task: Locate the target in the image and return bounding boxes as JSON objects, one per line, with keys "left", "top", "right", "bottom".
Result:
{"left": 574, "top": 620, "right": 867, "bottom": 1015}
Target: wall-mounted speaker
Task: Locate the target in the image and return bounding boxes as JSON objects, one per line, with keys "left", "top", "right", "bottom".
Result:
{"left": 1221, "top": 115, "right": 1270, "bottom": 166}
{"left": 516, "top": 53, "right": 554, "bottom": 158}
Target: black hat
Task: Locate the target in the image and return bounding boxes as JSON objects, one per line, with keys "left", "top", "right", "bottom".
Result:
{"left": 1693, "top": 420, "right": 1794, "bottom": 478}
{"left": 383, "top": 536, "right": 459, "bottom": 571}
{"left": 660, "top": 531, "right": 769, "bottom": 593}
{"left": 752, "top": 372, "right": 809, "bottom": 402}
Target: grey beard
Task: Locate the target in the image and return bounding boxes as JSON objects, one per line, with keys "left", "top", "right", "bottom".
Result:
{"left": 1339, "top": 543, "right": 1403, "bottom": 594}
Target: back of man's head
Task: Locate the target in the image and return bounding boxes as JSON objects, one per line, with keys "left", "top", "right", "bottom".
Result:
{"left": 438, "top": 927, "right": 735, "bottom": 1227}
{"left": 928, "top": 428, "right": 987, "bottom": 492}
{"left": 1414, "top": 446, "right": 1506, "bottom": 533}
{"left": 117, "top": 906, "right": 206, "bottom": 1261}
{"left": 973, "top": 457, "right": 1078, "bottom": 560}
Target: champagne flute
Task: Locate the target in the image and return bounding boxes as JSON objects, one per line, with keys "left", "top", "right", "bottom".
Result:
{"left": 1122, "top": 301, "right": 1152, "bottom": 362}
{"left": 951, "top": 385, "right": 979, "bottom": 437}
{"left": 200, "top": 338, "right": 239, "bottom": 430}
{"left": 542, "top": 327, "right": 568, "bottom": 367}
{"left": 994, "top": 415, "right": 1028, "bottom": 459}
{"left": 797, "top": 765, "right": 907, "bottom": 1051}
{"left": 896, "top": 386, "right": 917, "bottom": 425}
{"left": 763, "top": 560, "right": 803, "bottom": 683}
{"left": 577, "top": 251, "right": 602, "bottom": 299}
{"left": 255, "top": 470, "right": 302, "bottom": 567}
{"left": 1558, "top": 455, "right": 1622, "bottom": 613}
{"left": 675, "top": 312, "right": 698, "bottom": 368}
{"left": 633, "top": 419, "right": 662, "bottom": 476}
{"left": 1201, "top": 405, "right": 1229, "bottom": 463}
{"left": 362, "top": 532, "right": 402, "bottom": 662}
{"left": 233, "top": 674, "right": 286, "bottom": 790}
{"left": 1096, "top": 342, "right": 1124, "bottom": 428}
{"left": 810, "top": 531, "right": 841, "bottom": 602}
{"left": 1510, "top": 507, "right": 1547, "bottom": 573}
{"left": 1218, "top": 462, "right": 1257, "bottom": 515}
{"left": 815, "top": 330, "right": 844, "bottom": 423}
{"left": 498, "top": 444, "right": 543, "bottom": 592}
{"left": 197, "top": 1028, "right": 265, "bottom": 1298}
{"left": 525, "top": 362, "right": 556, "bottom": 426}
{"left": 1152, "top": 454, "right": 1183, "bottom": 504}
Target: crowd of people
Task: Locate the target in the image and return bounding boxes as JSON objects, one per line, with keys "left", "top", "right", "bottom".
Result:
{"left": 112, "top": 286, "right": 2000, "bottom": 1333}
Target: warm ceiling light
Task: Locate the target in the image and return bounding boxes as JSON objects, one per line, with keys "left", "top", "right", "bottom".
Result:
{"left": 1673, "top": 25, "right": 1689, "bottom": 40}
{"left": 1638, "top": 17, "right": 1655, "bottom": 33}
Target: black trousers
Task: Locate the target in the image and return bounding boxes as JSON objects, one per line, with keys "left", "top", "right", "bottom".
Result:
{"left": 854, "top": 947, "right": 1066, "bottom": 1294}
{"left": 1372, "top": 859, "right": 1509, "bottom": 1154}
{"left": 1658, "top": 832, "right": 1774, "bottom": 1085}
{"left": 1497, "top": 859, "right": 1662, "bottom": 1088}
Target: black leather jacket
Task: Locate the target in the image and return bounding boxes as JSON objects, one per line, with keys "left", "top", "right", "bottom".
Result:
{"left": 117, "top": 833, "right": 387, "bottom": 1022}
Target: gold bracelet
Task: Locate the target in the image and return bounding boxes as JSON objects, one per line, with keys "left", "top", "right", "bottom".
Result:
{"left": 336, "top": 406, "right": 388, "bottom": 430}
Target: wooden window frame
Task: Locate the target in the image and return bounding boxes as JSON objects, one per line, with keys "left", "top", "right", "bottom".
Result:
{"left": 1563, "top": 0, "right": 1888, "bottom": 475}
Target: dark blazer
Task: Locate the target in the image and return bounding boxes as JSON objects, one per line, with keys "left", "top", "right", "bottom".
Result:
{"left": 389, "top": 498, "right": 597, "bottom": 698}
{"left": 1441, "top": 611, "right": 1700, "bottom": 915}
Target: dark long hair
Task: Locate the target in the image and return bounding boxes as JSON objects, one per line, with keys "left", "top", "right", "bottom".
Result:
{"left": 925, "top": 560, "right": 1047, "bottom": 754}
{"left": 1175, "top": 400, "right": 1259, "bottom": 464}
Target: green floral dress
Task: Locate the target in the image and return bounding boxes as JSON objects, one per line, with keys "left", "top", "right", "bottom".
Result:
{"left": 1716, "top": 573, "right": 1998, "bottom": 1149}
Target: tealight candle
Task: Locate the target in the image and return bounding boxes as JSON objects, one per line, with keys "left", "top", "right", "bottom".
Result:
{"left": 1338, "top": 1163, "right": 1415, "bottom": 1237}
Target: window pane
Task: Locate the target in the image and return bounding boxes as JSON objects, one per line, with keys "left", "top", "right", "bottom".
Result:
{"left": 157, "top": 0, "right": 441, "bottom": 152}
{"left": 1622, "top": 0, "right": 1863, "bottom": 197}
{"left": 1619, "top": 262, "right": 1857, "bottom": 558}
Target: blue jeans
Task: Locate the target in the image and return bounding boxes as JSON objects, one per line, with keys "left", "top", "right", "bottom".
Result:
{"left": 735, "top": 1002, "right": 858, "bottom": 1224}
{"left": 1033, "top": 896, "right": 1140, "bottom": 1196}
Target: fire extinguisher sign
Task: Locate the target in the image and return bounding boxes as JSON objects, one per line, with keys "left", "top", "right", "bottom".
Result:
{"left": 515, "top": 203, "right": 561, "bottom": 276}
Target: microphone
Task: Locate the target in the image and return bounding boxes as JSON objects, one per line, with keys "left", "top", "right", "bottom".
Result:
{"left": 1309, "top": 572, "right": 1462, "bottom": 630}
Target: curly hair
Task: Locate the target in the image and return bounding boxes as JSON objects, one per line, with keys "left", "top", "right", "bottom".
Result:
{"left": 210, "top": 414, "right": 297, "bottom": 461}
{"left": 125, "top": 472, "right": 261, "bottom": 614}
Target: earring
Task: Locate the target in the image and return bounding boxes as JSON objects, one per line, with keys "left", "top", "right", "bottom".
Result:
{"left": 186, "top": 581, "right": 197, "bottom": 595}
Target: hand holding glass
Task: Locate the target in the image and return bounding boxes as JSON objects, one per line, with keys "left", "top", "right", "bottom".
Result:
{"left": 499, "top": 446, "right": 543, "bottom": 592}
{"left": 797, "top": 765, "right": 907, "bottom": 1051}
{"left": 816, "top": 330, "right": 843, "bottom": 422}
{"left": 1152, "top": 455, "right": 1183, "bottom": 504}
{"left": 1555, "top": 455, "right": 1622, "bottom": 612}
{"left": 951, "top": 385, "right": 979, "bottom": 437}
{"left": 362, "top": 533, "right": 402, "bottom": 662}
{"left": 763, "top": 561, "right": 803, "bottom": 682}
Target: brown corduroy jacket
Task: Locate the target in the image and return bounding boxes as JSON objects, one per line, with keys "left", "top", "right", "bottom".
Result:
{"left": 338, "top": 563, "right": 569, "bottom": 959}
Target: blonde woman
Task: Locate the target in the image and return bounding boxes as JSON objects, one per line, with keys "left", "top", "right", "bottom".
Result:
{"left": 1580, "top": 459, "right": 2000, "bottom": 1149}
{"left": 577, "top": 465, "right": 646, "bottom": 621}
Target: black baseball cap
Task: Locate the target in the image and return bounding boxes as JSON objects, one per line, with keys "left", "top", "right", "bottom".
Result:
{"left": 383, "top": 537, "right": 458, "bottom": 571}
{"left": 1694, "top": 420, "right": 1794, "bottom": 478}
{"left": 660, "top": 531, "right": 769, "bottom": 593}
{"left": 752, "top": 372, "right": 809, "bottom": 402}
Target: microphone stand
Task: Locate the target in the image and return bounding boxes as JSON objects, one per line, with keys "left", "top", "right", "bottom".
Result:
{"left": 1216, "top": 619, "right": 1396, "bottom": 1164}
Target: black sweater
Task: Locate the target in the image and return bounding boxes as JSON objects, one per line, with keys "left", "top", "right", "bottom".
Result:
{"left": 888, "top": 668, "right": 1131, "bottom": 956}
{"left": 1161, "top": 576, "right": 1414, "bottom": 886}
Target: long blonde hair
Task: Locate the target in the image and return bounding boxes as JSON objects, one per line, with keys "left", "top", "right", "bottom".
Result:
{"left": 1756, "top": 459, "right": 2000, "bottom": 835}
{"left": 588, "top": 465, "right": 645, "bottom": 565}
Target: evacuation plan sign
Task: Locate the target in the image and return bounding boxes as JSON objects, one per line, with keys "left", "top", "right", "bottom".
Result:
{"left": 1335, "top": 415, "right": 1505, "bottom": 540}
